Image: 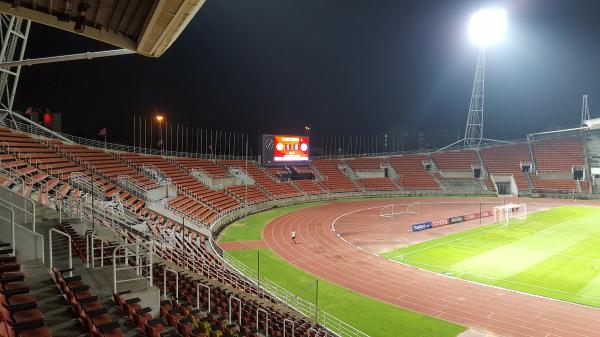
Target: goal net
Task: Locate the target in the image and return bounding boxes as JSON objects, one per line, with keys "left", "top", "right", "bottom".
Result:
{"left": 493, "top": 203, "right": 527, "bottom": 225}
{"left": 379, "top": 202, "right": 420, "bottom": 218}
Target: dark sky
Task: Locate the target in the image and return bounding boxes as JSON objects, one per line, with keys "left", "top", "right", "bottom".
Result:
{"left": 13, "top": 0, "right": 600, "bottom": 148}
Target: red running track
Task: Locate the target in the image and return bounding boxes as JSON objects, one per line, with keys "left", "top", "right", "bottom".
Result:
{"left": 262, "top": 197, "right": 600, "bottom": 337}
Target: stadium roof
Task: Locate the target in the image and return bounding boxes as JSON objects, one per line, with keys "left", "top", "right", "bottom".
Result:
{"left": 0, "top": 0, "right": 206, "bottom": 57}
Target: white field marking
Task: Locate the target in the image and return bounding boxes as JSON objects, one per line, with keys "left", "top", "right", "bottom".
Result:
{"left": 330, "top": 205, "right": 383, "bottom": 232}
{"left": 395, "top": 216, "right": 579, "bottom": 260}
{"left": 336, "top": 232, "right": 379, "bottom": 257}
{"left": 398, "top": 257, "right": 600, "bottom": 302}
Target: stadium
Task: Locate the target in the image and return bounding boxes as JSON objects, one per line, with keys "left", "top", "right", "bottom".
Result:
{"left": 0, "top": 2, "right": 600, "bottom": 337}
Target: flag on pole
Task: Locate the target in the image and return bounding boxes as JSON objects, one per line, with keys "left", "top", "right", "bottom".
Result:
{"left": 98, "top": 128, "right": 107, "bottom": 136}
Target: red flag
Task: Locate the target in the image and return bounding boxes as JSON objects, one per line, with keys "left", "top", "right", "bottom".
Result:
{"left": 98, "top": 128, "right": 107, "bottom": 136}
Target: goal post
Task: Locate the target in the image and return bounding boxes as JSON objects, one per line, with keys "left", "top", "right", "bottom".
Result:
{"left": 493, "top": 203, "right": 527, "bottom": 225}
{"left": 379, "top": 202, "right": 420, "bottom": 218}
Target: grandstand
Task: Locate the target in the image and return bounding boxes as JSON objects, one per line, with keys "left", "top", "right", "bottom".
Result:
{"left": 1, "top": 3, "right": 600, "bottom": 337}
{"left": 1, "top": 117, "right": 598, "bottom": 336}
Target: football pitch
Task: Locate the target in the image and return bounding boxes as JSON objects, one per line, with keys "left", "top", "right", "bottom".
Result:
{"left": 382, "top": 205, "right": 600, "bottom": 307}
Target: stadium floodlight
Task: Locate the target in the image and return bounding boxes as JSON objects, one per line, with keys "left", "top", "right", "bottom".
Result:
{"left": 468, "top": 8, "right": 507, "bottom": 47}
{"left": 439, "top": 8, "right": 510, "bottom": 151}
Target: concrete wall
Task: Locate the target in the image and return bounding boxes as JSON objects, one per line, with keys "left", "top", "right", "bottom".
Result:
{"left": 440, "top": 170, "right": 473, "bottom": 178}
{"left": 0, "top": 206, "right": 44, "bottom": 263}
{"left": 356, "top": 170, "right": 384, "bottom": 179}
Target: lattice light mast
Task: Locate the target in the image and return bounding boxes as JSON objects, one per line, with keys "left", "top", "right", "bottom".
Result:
{"left": 0, "top": 14, "right": 31, "bottom": 129}
{"left": 463, "top": 9, "right": 507, "bottom": 148}
{"left": 581, "top": 94, "right": 590, "bottom": 127}
{"left": 464, "top": 48, "right": 485, "bottom": 147}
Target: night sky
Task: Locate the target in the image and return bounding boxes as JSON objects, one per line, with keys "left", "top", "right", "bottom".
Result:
{"left": 12, "top": 0, "right": 600, "bottom": 149}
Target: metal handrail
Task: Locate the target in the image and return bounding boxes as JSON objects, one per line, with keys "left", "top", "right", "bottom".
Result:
{"left": 283, "top": 319, "right": 294, "bottom": 337}
{"left": 196, "top": 282, "right": 210, "bottom": 312}
{"left": 49, "top": 228, "right": 72, "bottom": 277}
{"left": 112, "top": 241, "right": 154, "bottom": 294}
{"left": 228, "top": 295, "right": 241, "bottom": 325}
{"left": 163, "top": 267, "right": 179, "bottom": 300}
{"left": 256, "top": 308, "right": 269, "bottom": 337}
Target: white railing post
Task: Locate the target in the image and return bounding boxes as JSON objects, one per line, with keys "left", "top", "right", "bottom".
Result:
{"left": 163, "top": 267, "right": 179, "bottom": 301}
{"left": 256, "top": 308, "right": 268, "bottom": 337}
{"left": 196, "top": 283, "right": 210, "bottom": 312}
{"left": 112, "top": 241, "right": 154, "bottom": 294}
{"left": 228, "top": 295, "right": 241, "bottom": 325}
{"left": 283, "top": 319, "right": 294, "bottom": 337}
{"left": 49, "top": 228, "right": 72, "bottom": 277}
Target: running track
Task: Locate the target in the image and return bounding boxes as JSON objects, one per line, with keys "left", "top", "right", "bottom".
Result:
{"left": 262, "top": 198, "right": 600, "bottom": 337}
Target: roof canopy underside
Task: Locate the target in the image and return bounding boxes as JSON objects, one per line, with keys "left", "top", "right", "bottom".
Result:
{"left": 0, "top": 0, "right": 205, "bottom": 57}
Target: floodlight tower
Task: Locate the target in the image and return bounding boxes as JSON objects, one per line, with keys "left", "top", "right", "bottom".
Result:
{"left": 463, "top": 8, "right": 507, "bottom": 148}
{"left": 0, "top": 14, "right": 31, "bottom": 129}
{"left": 581, "top": 94, "right": 590, "bottom": 127}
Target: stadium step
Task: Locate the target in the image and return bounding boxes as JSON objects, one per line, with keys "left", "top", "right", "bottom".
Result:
{"left": 21, "top": 260, "right": 86, "bottom": 337}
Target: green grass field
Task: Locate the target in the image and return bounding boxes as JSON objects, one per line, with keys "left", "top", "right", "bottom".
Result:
{"left": 228, "top": 248, "right": 465, "bottom": 337}
{"left": 382, "top": 205, "right": 600, "bottom": 307}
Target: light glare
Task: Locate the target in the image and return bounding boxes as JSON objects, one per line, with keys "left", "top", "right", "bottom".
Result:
{"left": 468, "top": 8, "right": 507, "bottom": 47}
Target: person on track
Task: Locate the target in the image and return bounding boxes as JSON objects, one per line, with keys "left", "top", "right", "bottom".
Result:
{"left": 291, "top": 229, "right": 297, "bottom": 244}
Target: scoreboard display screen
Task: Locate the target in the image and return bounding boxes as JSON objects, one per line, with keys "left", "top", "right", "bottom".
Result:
{"left": 261, "top": 134, "right": 309, "bottom": 165}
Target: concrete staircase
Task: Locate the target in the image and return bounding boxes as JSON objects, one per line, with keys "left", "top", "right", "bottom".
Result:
{"left": 17, "top": 199, "right": 152, "bottom": 337}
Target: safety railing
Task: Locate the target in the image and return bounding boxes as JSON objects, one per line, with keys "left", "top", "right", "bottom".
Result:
{"left": 49, "top": 228, "right": 72, "bottom": 277}
{"left": 112, "top": 241, "right": 154, "bottom": 294}
{"left": 228, "top": 295, "right": 241, "bottom": 325}
{"left": 87, "top": 227, "right": 121, "bottom": 268}
{"left": 163, "top": 267, "right": 179, "bottom": 300}
{"left": 0, "top": 184, "right": 35, "bottom": 232}
{"left": 283, "top": 319, "right": 294, "bottom": 337}
{"left": 196, "top": 283, "right": 210, "bottom": 311}
{"left": 5, "top": 118, "right": 255, "bottom": 161}
{"left": 257, "top": 308, "right": 269, "bottom": 337}
{"left": 221, "top": 250, "right": 370, "bottom": 337}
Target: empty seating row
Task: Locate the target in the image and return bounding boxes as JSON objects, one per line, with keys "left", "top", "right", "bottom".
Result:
{"left": 173, "top": 157, "right": 230, "bottom": 179}
{"left": 432, "top": 150, "right": 480, "bottom": 171}
{"left": 122, "top": 154, "right": 240, "bottom": 213}
{"left": 167, "top": 195, "right": 217, "bottom": 224}
{"left": 51, "top": 142, "right": 159, "bottom": 190}
{"left": 226, "top": 185, "right": 270, "bottom": 204}
{"left": 0, "top": 242, "right": 53, "bottom": 337}
{"left": 312, "top": 160, "right": 359, "bottom": 193}
{"left": 292, "top": 179, "right": 324, "bottom": 195}
{"left": 222, "top": 161, "right": 301, "bottom": 199}
{"left": 345, "top": 157, "right": 384, "bottom": 172}
{"left": 531, "top": 138, "right": 585, "bottom": 173}
{"left": 480, "top": 143, "right": 531, "bottom": 191}
{"left": 388, "top": 155, "right": 440, "bottom": 190}
{"left": 358, "top": 177, "right": 399, "bottom": 191}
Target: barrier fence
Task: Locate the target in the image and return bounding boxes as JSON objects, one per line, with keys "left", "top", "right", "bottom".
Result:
{"left": 222, "top": 250, "right": 370, "bottom": 337}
